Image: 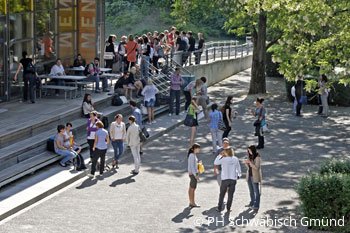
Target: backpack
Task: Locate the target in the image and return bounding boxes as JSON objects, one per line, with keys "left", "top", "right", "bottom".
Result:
{"left": 47, "top": 136, "right": 55, "bottom": 152}
{"left": 178, "top": 39, "right": 188, "bottom": 51}
{"left": 73, "top": 153, "right": 87, "bottom": 171}
{"left": 26, "top": 61, "right": 36, "bottom": 73}
{"left": 112, "top": 94, "right": 123, "bottom": 106}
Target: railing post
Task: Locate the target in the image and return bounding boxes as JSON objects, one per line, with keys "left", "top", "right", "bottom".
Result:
{"left": 247, "top": 43, "right": 249, "bottom": 55}
{"left": 213, "top": 47, "right": 216, "bottom": 61}
{"left": 241, "top": 45, "right": 243, "bottom": 57}
{"left": 228, "top": 45, "right": 231, "bottom": 59}
{"left": 189, "top": 51, "right": 192, "bottom": 65}
{"left": 206, "top": 49, "right": 209, "bottom": 64}
{"left": 235, "top": 44, "right": 237, "bottom": 58}
{"left": 221, "top": 46, "right": 224, "bottom": 60}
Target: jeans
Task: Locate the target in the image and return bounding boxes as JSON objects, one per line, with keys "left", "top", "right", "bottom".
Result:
{"left": 210, "top": 128, "right": 223, "bottom": 153}
{"left": 141, "top": 56, "right": 150, "bottom": 79}
{"left": 183, "top": 90, "right": 191, "bottom": 111}
{"left": 91, "top": 148, "right": 106, "bottom": 175}
{"left": 195, "top": 51, "right": 202, "bottom": 65}
{"left": 169, "top": 89, "right": 181, "bottom": 114}
{"left": 23, "top": 73, "right": 36, "bottom": 102}
{"left": 321, "top": 94, "right": 329, "bottom": 116}
{"left": 247, "top": 176, "right": 260, "bottom": 208}
{"left": 218, "top": 179, "right": 236, "bottom": 211}
{"left": 296, "top": 100, "right": 302, "bottom": 116}
{"left": 130, "top": 145, "right": 141, "bottom": 173}
{"left": 111, "top": 140, "right": 124, "bottom": 161}
{"left": 55, "top": 148, "right": 77, "bottom": 165}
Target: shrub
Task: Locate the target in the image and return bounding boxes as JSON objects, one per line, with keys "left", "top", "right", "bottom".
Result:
{"left": 320, "top": 159, "right": 350, "bottom": 175}
{"left": 297, "top": 173, "right": 350, "bottom": 231}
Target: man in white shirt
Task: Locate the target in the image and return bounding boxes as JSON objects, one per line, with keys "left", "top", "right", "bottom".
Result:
{"left": 214, "top": 147, "right": 241, "bottom": 212}
{"left": 50, "top": 58, "right": 65, "bottom": 76}
{"left": 49, "top": 58, "right": 65, "bottom": 95}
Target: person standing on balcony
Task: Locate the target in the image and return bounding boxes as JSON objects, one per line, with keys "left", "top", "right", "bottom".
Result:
{"left": 104, "top": 35, "right": 116, "bottom": 69}
{"left": 141, "top": 36, "right": 151, "bottom": 79}
{"left": 169, "top": 67, "right": 183, "bottom": 116}
{"left": 125, "top": 34, "right": 138, "bottom": 71}
{"left": 195, "top": 33, "right": 205, "bottom": 65}
{"left": 187, "top": 31, "right": 196, "bottom": 65}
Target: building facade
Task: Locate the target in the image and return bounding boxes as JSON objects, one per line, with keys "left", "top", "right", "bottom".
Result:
{"left": 0, "top": 0, "right": 105, "bottom": 102}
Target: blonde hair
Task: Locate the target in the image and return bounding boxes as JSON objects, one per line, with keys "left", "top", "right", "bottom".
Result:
{"left": 223, "top": 148, "right": 234, "bottom": 157}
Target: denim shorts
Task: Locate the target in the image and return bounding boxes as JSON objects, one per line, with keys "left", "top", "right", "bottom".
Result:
{"left": 145, "top": 99, "right": 155, "bottom": 107}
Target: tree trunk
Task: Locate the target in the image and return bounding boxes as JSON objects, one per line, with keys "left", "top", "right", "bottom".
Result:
{"left": 249, "top": 12, "right": 267, "bottom": 94}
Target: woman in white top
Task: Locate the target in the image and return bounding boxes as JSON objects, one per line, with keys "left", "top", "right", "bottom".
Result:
{"left": 82, "top": 94, "right": 95, "bottom": 118}
{"left": 109, "top": 114, "right": 126, "bottom": 168}
{"left": 187, "top": 143, "right": 201, "bottom": 208}
{"left": 141, "top": 79, "right": 159, "bottom": 124}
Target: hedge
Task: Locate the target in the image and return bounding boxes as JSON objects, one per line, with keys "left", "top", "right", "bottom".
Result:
{"left": 297, "top": 160, "right": 350, "bottom": 231}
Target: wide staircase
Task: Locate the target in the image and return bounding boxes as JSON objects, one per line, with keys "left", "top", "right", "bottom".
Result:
{"left": 0, "top": 57, "right": 195, "bottom": 189}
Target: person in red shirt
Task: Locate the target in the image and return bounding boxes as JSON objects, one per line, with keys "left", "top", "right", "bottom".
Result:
{"left": 125, "top": 34, "right": 138, "bottom": 71}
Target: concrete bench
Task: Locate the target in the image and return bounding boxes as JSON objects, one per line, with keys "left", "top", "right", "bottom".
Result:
{"left": 41, "top": 85, "right": 78, "bottom": 100}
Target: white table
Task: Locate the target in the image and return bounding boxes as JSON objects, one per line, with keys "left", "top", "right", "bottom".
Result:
{"left": 66, "top": 66, "right": 85, "bottom": 72}
{"left": 100, "top": 68, "right": 112, "bottom": 72}
{"left": 39, "top": 75, "right": 89, "bottom": 98}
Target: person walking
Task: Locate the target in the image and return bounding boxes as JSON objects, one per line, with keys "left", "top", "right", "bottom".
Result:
{"left": 209, "top": 103, "right": 223, "bottom": 154}
{"left": 109, "top": 114, "right": 126, "bottom": 169}
{"left": 187, "top": 143, "right": 201, "bottom": 208}
{"left": 252, "top": 98, "right": 266, "bottom": 149}
{"left": 141, "top": 79, "right": 159, "bottom": 124}
{"left": 222, "top": 96, "right": 235, "bottom": 138}
{"left": 169, "top": 67, "right": 183, "bottom": 116}
{"left": 88, "top": 121, "right": 109, "bottom": 178}
{"left": 294, "top": 77, "right": 306, "bottom": 117}
{"left": 188, "top": 97, "right": 199, "bottom": 146}
{"left": 319, "top": 74, "right": 329, "bottom": 117}
{"left": 126, "top": 115, "right": 141, "bottom": 175}
{"left": 244, "top": 145, "right": 262, "bottom": 211}
{"left": 13, "top": 51, "right": 37, "bottom": 103}
{"left": 214, "top": 147, "right": 241, "bottom": 212}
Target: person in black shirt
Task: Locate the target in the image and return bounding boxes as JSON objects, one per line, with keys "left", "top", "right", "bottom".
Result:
{"left": 105, "top": 35, "right": 116, "bottom": 69}
{"left": 294, "top": 77, "right": 306, "bottom": 117}
{"left": 187, "top": 31, "right": 196, "bottom": 65}
{"left": 14, "top": 51, "right": 37, "bottom": 103}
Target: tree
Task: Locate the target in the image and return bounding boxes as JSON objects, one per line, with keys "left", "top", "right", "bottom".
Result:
{"left": 270, "top": 0, "right": 350, "bottom": 90}
{"left": 172, "top": 0, "right": 350, "bottom": 94}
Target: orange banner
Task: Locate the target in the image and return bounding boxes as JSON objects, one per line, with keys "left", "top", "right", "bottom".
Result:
{"left": 78, "top": 0, "right": 96, "bottom": 63}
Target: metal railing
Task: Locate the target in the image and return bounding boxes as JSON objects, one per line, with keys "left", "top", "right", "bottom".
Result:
{"left": 141, "top": 41, "right": 253, "bottom": 97}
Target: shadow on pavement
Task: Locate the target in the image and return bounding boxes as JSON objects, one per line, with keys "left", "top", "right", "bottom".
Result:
{"left": 171, "top": 207, "right": 194, "bottom": 223}
{"left": 109, "top": 174, "right": 136, "bottom": 187}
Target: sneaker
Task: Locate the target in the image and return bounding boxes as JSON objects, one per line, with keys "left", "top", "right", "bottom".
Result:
{"left": 169, "top": 113, "right": 172, "bottom": 116}
{"left": 152, "top": 121, "right": 156, "bottom": 124}
{"left": 87, "top": 174, "right": 94, "bottom": 178}
{"left": 130, "top": 170, "right": 139, "bottom": 175}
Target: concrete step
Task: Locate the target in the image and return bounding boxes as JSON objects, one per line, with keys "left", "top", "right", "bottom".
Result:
{"left": 0, "top": 96, "right": 113, "bottom": 149}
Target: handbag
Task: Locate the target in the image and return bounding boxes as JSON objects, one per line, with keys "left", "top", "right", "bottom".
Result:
{"left": 198, "top": 162, "right": 205, "bottom": 174}
{"left": 139, "top": 127, "right": 147, "bottom": 143}
{"left": 140, "top": 104, "right": 148, "bottom": 115}
{"left": 103, "top": 52, "right": 114, "bottom": 60}
{"left": 299, "top": 95, "right": 307, "bottom": 105}
{"left": 197, "top": 111, "right": 204, "bottom": 120}
{"left": 184, "top": 114, "right": 195, "bottom": 127}
{"left": 142, "top": 126, "right": 150, "bottom": 138}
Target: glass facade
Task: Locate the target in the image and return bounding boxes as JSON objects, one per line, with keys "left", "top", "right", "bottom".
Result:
{"left": 0, "top": 0, "right": 104, "bottom": 102}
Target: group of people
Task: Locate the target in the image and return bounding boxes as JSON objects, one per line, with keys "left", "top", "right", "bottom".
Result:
{"left": 187, "top": 139, "right": 262, "bottom": 212}
{"left": 80, "top": 94, "right": 145, "bottom": 176}
{"left": 291, "top": 75, "right": 329, "bottom": 117}
{"left": 104, "top": 26, "right": 205, "bottom": 77}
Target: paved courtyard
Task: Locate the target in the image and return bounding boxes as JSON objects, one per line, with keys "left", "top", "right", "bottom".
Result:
{"left": 0, "top": 70, "right": 349, "bottom": 232}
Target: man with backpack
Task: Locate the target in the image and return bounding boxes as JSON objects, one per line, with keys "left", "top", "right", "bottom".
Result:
{"left": 84, "top": 57, "right": 109, "bottom": 93}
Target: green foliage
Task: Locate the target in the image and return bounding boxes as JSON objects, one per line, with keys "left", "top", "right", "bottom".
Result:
{"left": 297, "top": 172, "right": 350, "bottom": 231}
{"left": 320, "top": 159, "right": 350, "bottom": 175}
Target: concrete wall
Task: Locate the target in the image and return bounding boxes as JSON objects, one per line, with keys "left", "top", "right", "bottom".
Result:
{"left": 186, "top": 55, "right": 252, "bottom": 86}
